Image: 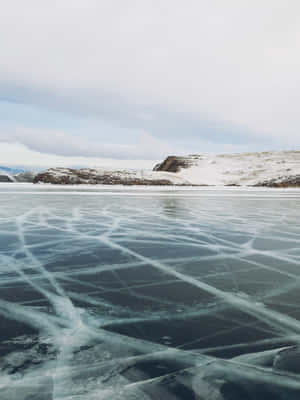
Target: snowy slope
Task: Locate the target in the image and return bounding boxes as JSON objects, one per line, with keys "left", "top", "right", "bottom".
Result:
{"left": 167, "top": 151, "right": 300, "bottom": 186}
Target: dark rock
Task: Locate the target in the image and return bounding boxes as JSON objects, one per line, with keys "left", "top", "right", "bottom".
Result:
{"left": 153, "top": 155, "right": 199, "bottom": 173}
{"left": 255, "top": 175, "right": 300, "bottom": 188}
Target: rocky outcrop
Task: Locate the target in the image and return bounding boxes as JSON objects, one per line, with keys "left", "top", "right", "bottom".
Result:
{"left": 33, "top": 168, "right": 180, "bottom": 185}
{"left": 255, "top": 175, "right": 300, "bottom": 188}
{"left": 153, "top": 155, "right": 200, "bottom": 172}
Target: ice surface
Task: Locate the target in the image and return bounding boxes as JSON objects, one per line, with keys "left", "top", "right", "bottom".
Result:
{"left": 1, "top": 184, "right": 300, "bottom": 399}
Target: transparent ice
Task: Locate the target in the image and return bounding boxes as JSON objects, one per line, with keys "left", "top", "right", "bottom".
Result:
{"left": 1, "top": 184, "right": 300, "bottom": 399}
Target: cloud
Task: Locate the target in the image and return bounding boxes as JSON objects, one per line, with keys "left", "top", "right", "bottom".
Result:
{"left": 0, "top": 141, "right": 158, "bottom": 170}
{"left": 0, "top": 127, "right": 174, "bottom": 160}
{"left": 0, "top": 0, "right": 300, "bottom": 154}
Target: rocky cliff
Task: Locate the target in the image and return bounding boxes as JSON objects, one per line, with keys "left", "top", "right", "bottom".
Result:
{"left": 153, "top": 155, "right": 198, "bottom": 172}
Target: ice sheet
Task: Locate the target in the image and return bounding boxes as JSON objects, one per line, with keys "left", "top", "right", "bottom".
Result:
{"left": 1, "top": 185, "right": 300, "bottom": 399}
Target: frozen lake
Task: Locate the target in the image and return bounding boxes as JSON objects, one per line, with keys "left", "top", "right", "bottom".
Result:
{"left": 1, "top": 184, "right": 300, "bottom": 399}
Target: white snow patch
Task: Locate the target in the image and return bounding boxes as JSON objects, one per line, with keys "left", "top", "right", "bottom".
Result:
{"left": 176, "top": 151, "right": 300, "bottom": 186}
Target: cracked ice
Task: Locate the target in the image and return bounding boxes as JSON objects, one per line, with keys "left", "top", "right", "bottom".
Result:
{"left": 1, "top": 184, "right": 300, "bottom": 399}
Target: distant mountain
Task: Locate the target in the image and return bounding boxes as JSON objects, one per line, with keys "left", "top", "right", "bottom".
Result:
{"left": 0, "top": 166, "right": 25, "bottom": 175}
{"left": 0, "top": 166, "right": 36, "bottom": 183}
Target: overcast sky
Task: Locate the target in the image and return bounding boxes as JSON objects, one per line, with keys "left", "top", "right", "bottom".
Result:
{"left": 1, "top": 1, "right": 299, "bottom": 169}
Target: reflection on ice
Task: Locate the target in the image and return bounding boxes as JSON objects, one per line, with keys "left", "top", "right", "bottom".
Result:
{"left": 1, "top": 186, "right": 300, "bottom": 399}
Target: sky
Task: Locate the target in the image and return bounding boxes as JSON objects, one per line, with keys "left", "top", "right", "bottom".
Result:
{"left": 1, "top": 1, "right": 300, "bottom": 170}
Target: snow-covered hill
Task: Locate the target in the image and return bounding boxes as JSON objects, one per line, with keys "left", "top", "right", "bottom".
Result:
{"left": 155, "top": 151, "right": 300, "bottom": 187}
